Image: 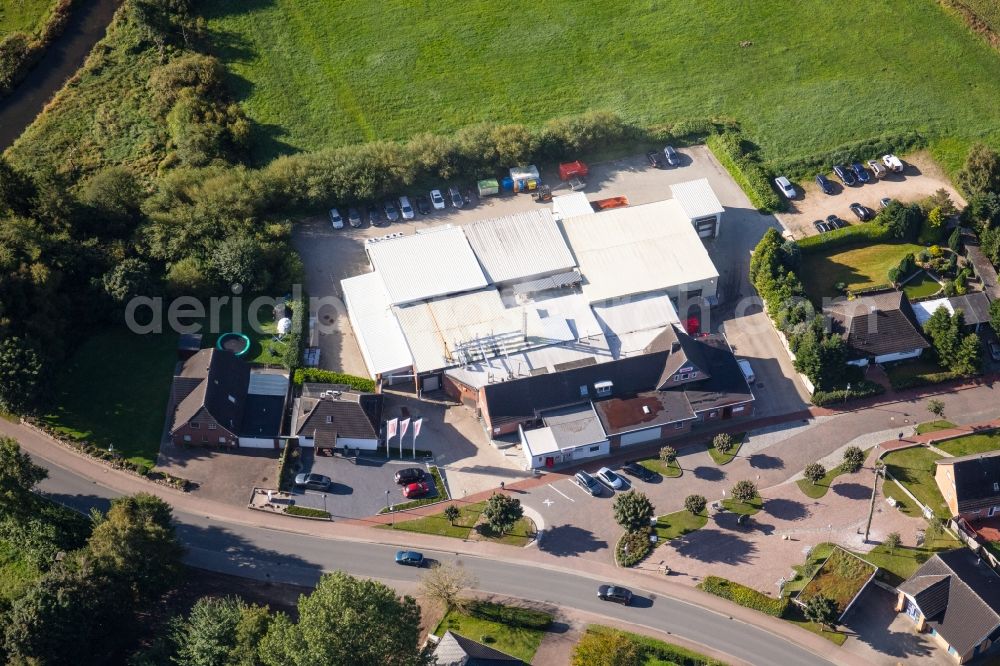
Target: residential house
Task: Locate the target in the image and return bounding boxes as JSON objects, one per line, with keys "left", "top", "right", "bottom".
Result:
{"left": 935, "top": 450, "right": 1000, "bottom": 521}
{"left": 912, "top": 292, "right": 994, "bottom": 334}
{"left": 896, "top": 548, "right": 1000, "bottom": 663}
{"left": 476, "top": 325, "right": 754, "bottom": 469}
{"left": 432, "top": 631, "right": 524, "bottom": 666}
{"left": 290, "top": 383, "right": 383, "bottom": 452}
{"left": 169, "top": 348, "right": 289, "bottom": 449}
{"left": 823, "top": 291, "right": 930, "bottom": 367}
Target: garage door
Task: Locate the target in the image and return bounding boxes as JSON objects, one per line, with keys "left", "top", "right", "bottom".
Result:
{"left": 621, "top": 428, "right": 660, "bottom": 446}
{"left": 422, "top": 375, "right": 440, "bottom": 392}
{"left": 695, "top": 217, "right": 716, "bottom": 238}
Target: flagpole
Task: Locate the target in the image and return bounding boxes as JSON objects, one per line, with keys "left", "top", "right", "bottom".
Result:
{"left": 413, "top": 426, "right": 417, "bottom": 458}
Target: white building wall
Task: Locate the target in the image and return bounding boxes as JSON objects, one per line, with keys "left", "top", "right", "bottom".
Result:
{"left": 874, "top": 348, "right": 924, "bottom": 365}
{"left": 337, "top": 436, "right": 379, "bottom": 451}
{"left": 239, "top": 437, "right": 277, "bottom": 449}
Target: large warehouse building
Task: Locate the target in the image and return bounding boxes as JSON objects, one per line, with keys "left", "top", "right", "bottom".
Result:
{"left": 339, "top": 181, "right": 747, "bottom": 464}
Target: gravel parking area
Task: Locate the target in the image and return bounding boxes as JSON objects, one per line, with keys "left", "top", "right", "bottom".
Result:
{"left": 776, "top": 151, "right": 965, "bottom": 240}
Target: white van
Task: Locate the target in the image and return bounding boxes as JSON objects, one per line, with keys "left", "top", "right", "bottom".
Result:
{"left": 737, "top": 358, "right": 755, "bottom": 385}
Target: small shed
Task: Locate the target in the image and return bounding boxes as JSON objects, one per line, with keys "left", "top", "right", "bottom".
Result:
{"left": 477, "top": 178, "right": 499, "bottom": 197}
{"left": 552, "top": 192, "right": 593, "bottom": 221}
{"left": 559, "top": 160, "right": 589, "bottom": 181}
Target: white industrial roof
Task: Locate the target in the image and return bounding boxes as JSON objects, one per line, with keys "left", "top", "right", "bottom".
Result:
{"left": 522, "top": 426, "right": 560, "bottom": 456}
{"left": 592, "top": 291, "right": 680, "bottom": 357}
{"left": 912, "top": 297, "right": 954, "bottom": 326}
{"left": 552, "top": 192, "right": 593, "bottom": 221}
{"left": 670, "top": 178, "right": 724, "bottom": 220}
{"left": 559, "top": 200, "right": 720, "bottom": 303}
{"left": 366, "top": 226, "right": 487, "bottom": 305}
{"left": 464, "top": 209, "right": 577, "bottom": 285}
{"left": 341, "top": 272, "right": 413, "bottom": 377}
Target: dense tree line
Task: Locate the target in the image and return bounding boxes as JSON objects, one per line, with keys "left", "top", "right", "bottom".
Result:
{"left": 959, "top": 143, "right": 1000, "bottom": 270}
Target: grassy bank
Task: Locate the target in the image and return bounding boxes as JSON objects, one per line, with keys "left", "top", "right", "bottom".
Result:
{"left": 799, "top": 242, "right": 924, "bottom": 303}
{"left": 882, "top": 447, "right": 951, "bottom": 519}
{"left": 383, "top": 500, "right": 535, "bottom": 547}
{"left": 199, "top": 0, "right": 1000, "bottom": 164}
{"left": 434, "top": 601, "right": 551, "bottom": 663}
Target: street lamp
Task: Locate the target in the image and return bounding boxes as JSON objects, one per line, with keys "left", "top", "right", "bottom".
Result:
{"left": 322, "top": 493, "right": 327, "bottom": 514}
{"left": 385, "top": 489, "right": 393, "bottom": 527}
{"left": 844, "top": 382, "right": 851, "bottom": 405}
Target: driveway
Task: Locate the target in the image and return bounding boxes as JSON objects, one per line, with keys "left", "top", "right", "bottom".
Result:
{"left": 841, "top": 585, "right": 947, "bottom": 665}
{"left": 776, "top": 151, "right": 966, "bottom": 241}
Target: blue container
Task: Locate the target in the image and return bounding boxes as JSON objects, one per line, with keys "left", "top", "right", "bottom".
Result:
{"left": 501, "top": 176, "right": 514, "bottom": 191}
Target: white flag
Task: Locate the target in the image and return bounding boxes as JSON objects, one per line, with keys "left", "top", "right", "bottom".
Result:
{"left": 412, "top": 418, "right": 423, "bottom": 439}
{"left": 386, "top": 418, "right": 398, "bottom": 439}
{"left": 400, "top": 418, "right": 410, "bottom": 438}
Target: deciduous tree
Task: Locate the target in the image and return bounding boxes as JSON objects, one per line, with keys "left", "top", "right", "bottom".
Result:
{"left": 884, "top": 532, "right": 902, "bottom": 553}
{"left": 419, "top": 562, "right": 477, "bottom": 612}
{"left": 730, "top": 480, "right": 758, "bottom": 504}
{"left": 926, "top": 399, "right": 946, "bottom": 420}
{"left": 170, "top": 596, "right": 271, "bottom": 666}
{"left": 0, "top": 337, "right": 45, "bottom": 414}
{"left": 659, "top": 445, "right": 677, "bottom": 463}
{"left": 684, "top": 494, "right": 707, "bottom": 515}
{"left": 572, "top": 629, "right": 641, "bottom": 666}
{"left": 803, "top": 595, "right": 838, "bottom": 628}
{"left": 443, "top": 505, "right": 460, "bottom": 526}
{"left": 804, "top": 463, "right": 826, "bottom": 485}
{"left": 712, "top": 433, "right": 734, "bottom": 455}
{"left": 482, "top": 492, "right": 523, "bottom": 536}
{"left": 842, "top": 446, "right": 865, "bottom": 474}
{"left": 613, "top": 490, "right": 655, "bottom": 533}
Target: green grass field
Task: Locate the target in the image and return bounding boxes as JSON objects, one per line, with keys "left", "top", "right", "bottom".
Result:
{"left": 797, "top": 453, "right": 872, "bottom": 500}
{"left": 655, "top": 509, "right": 708, "bottom": 542}
{"left": 434, "top": 602, "right": 549, "bottom": 662}
{"left": 882, "top": 447, "right": 950, "bottom": 519}
{"left": 800, "top": 243, "right": 924, "bottom": 302}
{"left": 199, "top": 0, "right": 1000, "bottom": 165}
{"left": 384, "top": 501, "right": 536, "bottom": 546}
{"left": 916, "top": 420, "right": 956, "bottom": 435}
{"left": 937, "top": 431, "right": 1000, "bottom": 456}
{"left": 956, "top": 0, "right": 1000, "bottom": 34}
{"left": 638, "top": 457, "right": 682, "bottom": 478}
{"left": 0, "top": 0, "right": 57, "bottom": 36}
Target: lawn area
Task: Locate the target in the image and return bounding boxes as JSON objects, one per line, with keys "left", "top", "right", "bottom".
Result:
{"left": 0, "top": 0, "right": 58, "bottom": 36}
{"left": 582, "top": 626, "right": 726, "bottom": 665}
{"left": 797, "top": 547, "right": 876, "bottom": 615}
{"left": 882, "top": 447, "right": 951, "bottom": 519}
{"left": 199, "top": 0, "right": 1000, "bottom": 165}
{"left": 937, "top": 431, "right": 1000, "bottom": 457}
{"left": 434, "top": 601, "right": 551, "bottom": 663}
{"left": 722, "top": 496, "right": 763, "bottom": 516}
{"left": 40, "top": 328, "right": 178, "bottom": 467}
{"left": 0, "top": 540, "right": 39, "bottom": 603}
{"left": 799, "top": 243, "right": 924, "bottom": 302}
{"left": 384, "top": 501, "right": 536, "bottom": 547}
{"left": 916, "top": 420, "right": 956, "bottom": 435}
{"left": 708, "top": 433, "right": 745, "bottom": 465}
{"left": 863, "top": 534, "right": 962, "bottom": 586}
{"left": 654, "top": 509, "right": 708, "bottom": 542}
{"left": 638, "top": 458, "right": 682, "bottom": 478}
{"left": 882, "top": 478, "right": 924, "bottom": 519}
{"left": 901, "top": 270, "right": 941, "bottom": 300}
{"left": 797, "top": 450, "right": 871, "bottom": 499}
{"left": 884, "top": 357, "right": 955, "bottom": 389}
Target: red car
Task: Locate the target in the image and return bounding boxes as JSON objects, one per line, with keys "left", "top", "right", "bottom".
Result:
{"left": 403, "top": 482, "right": 431, "bottom": 499}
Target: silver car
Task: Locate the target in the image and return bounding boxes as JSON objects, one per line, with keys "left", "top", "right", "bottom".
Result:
{"left": 294, "top": 473, "right": 332, "bottom": 491}
{"left": 596, "top": 467, "right": 624, "bottom": 490}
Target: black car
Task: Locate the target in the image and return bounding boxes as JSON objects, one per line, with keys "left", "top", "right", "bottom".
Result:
{"left": 347, "top": 207, "right": 363, "bottom": 228}
{"left": 448, "top": 186, "right": 465, "bottom": 209}
{"left": 663, "top": 145, "right": 680, "bottom": 166}
{"left": 851, "top": 162, "right": 870, "bottom": 184}
{"left": 849, "top": 203, "right": 874, "bottom": 221}
{"left": 833, "top": 164, "right": 856, "bottom": 187}
{"left": 646, "top": 151, "right": 665, "bottom": 169}
{"left": 814, "top": 219, "right": 830, "bottom": 233}
{"left": 384, "top": 200, "right": 400, "bottom": 222}
{"left": 622, "top": 462, "right": 656, "bottom": 482}
{"left": 394, "top": 550, "right": 424, "bottom": 567}
{"left": 394, "top": 468, "right": 425, "bottom": 485}
{"left": 415, "top": 195, "right": 431, "bottom": 215}
{"left": 597, "top": 584, "right": 633, "bottom": 605}
{"left": 826, "top": 214, "right": 846, "bottom": 229}
{"left": 815, "top": 174, "right": 835, "bottom": 195}
{"left": 367, "top": 203, "right": 382, "bottom": 226}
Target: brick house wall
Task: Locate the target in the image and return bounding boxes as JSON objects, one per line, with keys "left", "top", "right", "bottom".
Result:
{"left": 171, "top": 408, "right": 238, "bottom": 448}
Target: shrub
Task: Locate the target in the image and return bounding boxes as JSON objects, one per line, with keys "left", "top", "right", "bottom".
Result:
{"left": 948, "top": 227, "right": 962, "bottom": 252}
{"left": 659, "top": 445, "right": 677, "bottom": 463}
{"left": 889, "top": 370, "right": 964, "bottom": 391}
{"left": 730, "top": 480, "right": 759, "bottom": 503}
{"left": 803, "top": 594, "right": 838, "bottom": 628}
{"left": 285, "top": 506, "right": 330, "bottom": 519}
{"left": 613, "top": 490, "right": 655, "bottom": 533}
{"left": 698, "top": 576, "right": 788, "bottom": 617}
{"left": 706, "top": 132, "right": 782, "bottom": 212}
{"left": 276, "top": 442, "right": 300, "bottom": 491}
{"left": 292, "top": 368, "right": 376, "bottom": 392}
{"left": 712, "top": 433, "right": 734, "bottom": 455}
{"left": 811, "top": 379, "right": 885, "bottom": 406}
{"left": 842, "top": 446, "right": 865, "bottom": 473}
{"left": 684, "top": 494, "right": 707, "bottom": 515}
{"left": 616, "top": 529, "right": 652, "bottom": 567}
{"left": 804, "top": 463, "right": 826, "bottom": 485}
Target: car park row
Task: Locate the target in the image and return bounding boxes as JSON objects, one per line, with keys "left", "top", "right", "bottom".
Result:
{"left": 328, "top": 187, "right": 466, "bottom": 230}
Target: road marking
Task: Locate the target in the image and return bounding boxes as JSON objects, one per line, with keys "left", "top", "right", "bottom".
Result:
{"left": 542, "top": 498, "right": 554, "bottom": 507}
{"left": 547, "top": 483, "right": 575, "bottom": 502}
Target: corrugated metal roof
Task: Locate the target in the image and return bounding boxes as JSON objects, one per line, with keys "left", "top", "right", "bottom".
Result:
{"left": 670, "top": 178, "right": 724, "bottom": 220}
{"left": 366, "top": 226, "right": 487, "bottom": 305}
{"left": 592, "top": 291, "right": 680, "bottom": 338}
{"left": 552, "top": 192, "right": 593, "bottom": 220}
{"left": 464, "top": 209, "right": 577, "bottom": 285}
{"left": 341, "top": 272, "right": 413, "bottom": 377}
{"left": 559, "top": 200, "right": 720, "bottom": 303}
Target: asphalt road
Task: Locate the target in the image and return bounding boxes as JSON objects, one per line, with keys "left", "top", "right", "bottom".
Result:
{"left": 34, "top": 449, "right": 832, "bottom": 666}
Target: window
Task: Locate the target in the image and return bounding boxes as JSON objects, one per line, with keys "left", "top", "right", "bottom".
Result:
{"left": 994, "top": 482, "right": 999, "bottom": 492}
{"left": 732, "top": 405, "right": 745, "bottom": 413}
{"left": 326, "top": 415, "right": 333, "bottom": 424}
{"left": 595, "top": 381, "right": 613, "bottom": 397}
{"left": 219, "top": 437, "right": 226, "bottom": 444}
{"left": 190, "top": 422, "right": 200, "bottom": 429}
{"left": 208, "top": 422, "right": 217, "bottom": 430}
{"left": 709, "top": 411, "right": 718, "bottom": 418}
{"left": 579, "top": 385, "right": 589, "bottom": 397}
{"left": 589, "top": 445, "right": 601, "bottom": 452}
{"left": 183, "top": 435, "right": 192, "bottom": 442}
{"left": 674, "top": 421, "right": 685, "bottom": 429}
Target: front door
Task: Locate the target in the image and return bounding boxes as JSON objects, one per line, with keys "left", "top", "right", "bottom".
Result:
{"left": 905, "top": 599, "right": 921, "bottom": 622}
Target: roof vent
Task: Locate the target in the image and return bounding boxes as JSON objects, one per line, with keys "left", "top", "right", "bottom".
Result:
{"left": 671, "top": 342, "right": 681, "bottom": 353}
{"left": 642, "top": 405, "right": 651, "bottom": 415}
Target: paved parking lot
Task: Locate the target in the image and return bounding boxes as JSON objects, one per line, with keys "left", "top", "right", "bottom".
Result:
{"left": 776, "top": 151, "right": 965, "bottom": 240}
{"left": 289, "top": 450, "right": 439, "bottom": 519}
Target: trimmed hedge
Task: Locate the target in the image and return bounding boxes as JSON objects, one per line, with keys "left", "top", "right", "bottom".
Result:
{"left": 282, "top": 292, "right": 308, "bottom": 371}
{"left": 0, "top": 0, "right": 78, "bottom": 98}
{"left": 469, "top": 601, "right": 552, "bottom": 630}
{"left": 776, "top": 132, "right": 926, "bottom": 179}
{"left": 706, "top": 132, "right": 783, "bottom": 212}
{"left": 292, "top": 368, "right": 376, "bottom": 392}
{"left": 698, "top": 576, "right": 788, "bottom": 617}
{"left": 796, "top": 223, "right": 895, "bottom": 253}
{"left": 584, "top": 626, "right": 726, "bottom": 666}
{"left": 276, "top": 441, "right": 300, "bottom": 492}
{"left": 616, "top": 529, "right": 653, "bottom": 567}
{"left": 890, "top": 370, "right": 966, "bottom": 390}
{"left": 285, "top": 505, "right": 330, "bottom": 519}
{"left": 811, "top": 379, "right": 885, "bottom": 406}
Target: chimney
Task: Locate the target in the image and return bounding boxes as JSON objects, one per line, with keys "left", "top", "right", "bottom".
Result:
{"left": 671, "top": 341, "right": 681, "bottom": 353}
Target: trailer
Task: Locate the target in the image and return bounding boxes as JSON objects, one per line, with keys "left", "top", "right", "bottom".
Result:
{"left": 559, "top": 160, "right": 589, "bottom": 181}
{"left": 591, "top": 196, "right": 629, "bottom": 211}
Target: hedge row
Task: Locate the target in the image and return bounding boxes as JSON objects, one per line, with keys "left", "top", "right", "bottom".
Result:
{"left": 706, "top": 132, "right": 783, "bottom": 212}
{"left": 285, "top": 505, "right": 330, "bottom": 519}
{"left": 276, "top": 441, "right": 300, "bottom": 492}
{"left": 616, "top": 529, "right": 653, "bottom": 567}
{"left": 889, "top": 370, "right": 966, "bottom": 391}
{"left": 292, "top": 368, "right": 376, "bottom": 392}
{"left": 776, "top": 131, "right": 926, "bottom": 179}
{"left": 811, "top": 379, "right": 886, "bottom": 406}
{"left": 0, "top": 0, "right": 77, "bottom": 97}
{"left": 796, "top": 223, "right": 896, "bottom": 253}
{"left": 585, "top": 627, "right": 726, "bottom": 666}
{"left": 698, "top": 576, "right": 789, "bottom": 617}
{"left": 282, "top": 292, "right": 308, "bottom": 371}
{"left": 468, "top": 601, "right": 552, "bottom": 630}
